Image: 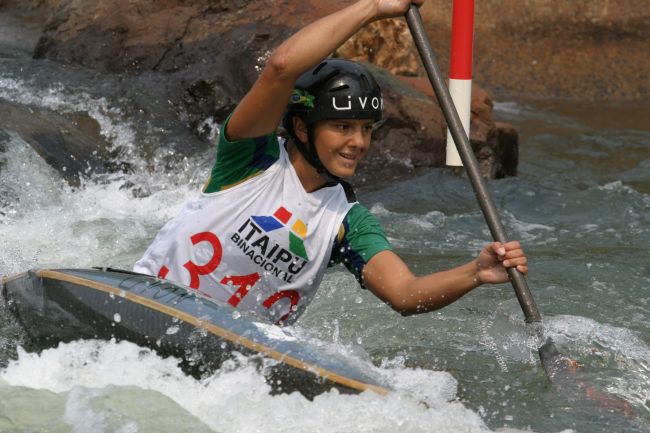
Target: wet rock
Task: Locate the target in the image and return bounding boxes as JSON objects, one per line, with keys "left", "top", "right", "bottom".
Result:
{"left": 8, "top": 0, "right": 650, "bottom": 101}
{"left": 0, "top": 100, "right": 114, "bottom": 186}
{"left": 6, "top": 0, "right": 522, "bottom": 181}
{"left": 397, "top": 77, "right": 518, "bottom": 179}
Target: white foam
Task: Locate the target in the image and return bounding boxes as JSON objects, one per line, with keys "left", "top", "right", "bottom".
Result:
{"left": 253, "top": 321, "right": 298, "bottom": 342}
{"left": 545, "top": 315, "right": 650, "bottom": 364}
{"left": 0, "top": 339, "right": 532, "bottom": 433}
{"left": 499, "top": 210, "right": 557, "bottom": 245}
{"left": 0, "top": 131, "right": 204, "bottom": 275}
{"left": 597, "top": 180, "right": 636, "bottom": 194}
{"left": 0, "top": 77, "right": 137, "bottom": 156}
{"left": 492, "top": 102, "right": 527, "bottom": 116}
{"left": 545, "top": 315, "right": 650, "bottom": 409}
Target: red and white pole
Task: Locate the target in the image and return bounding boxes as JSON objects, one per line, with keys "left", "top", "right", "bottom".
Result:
{"left": 446, "top": 0, "right": 475, "bottom": 166}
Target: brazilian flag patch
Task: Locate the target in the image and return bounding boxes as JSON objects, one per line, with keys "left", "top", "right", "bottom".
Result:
{"left": 290, "top": 89, "right": 315, "bottom": 108}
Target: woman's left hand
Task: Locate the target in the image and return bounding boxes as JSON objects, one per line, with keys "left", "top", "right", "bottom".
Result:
{"left": 475, "top": 241, "right": 528, "bottom": 284}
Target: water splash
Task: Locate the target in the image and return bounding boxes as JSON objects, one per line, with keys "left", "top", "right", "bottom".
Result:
{"left": 0, "top": 77, "right": 137, "bottom": 156}
{"left": 545, "top": 315, "right": 650, "bottom": 412}
{"left": 0, "top": 339, "right": 543, "bottom": 433}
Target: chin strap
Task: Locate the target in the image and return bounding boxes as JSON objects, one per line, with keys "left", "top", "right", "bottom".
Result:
{"left": 293, "top": 125, "right": 340, "bottom": 185}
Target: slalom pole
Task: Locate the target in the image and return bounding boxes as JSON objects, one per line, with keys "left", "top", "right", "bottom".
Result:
{"left": 446, "top": 0, "right": 475, "bottom": 166}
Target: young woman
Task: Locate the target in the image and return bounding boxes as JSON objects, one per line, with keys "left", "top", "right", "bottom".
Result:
{"left": 134, "top": 0, "right": 528, "bottom": 325}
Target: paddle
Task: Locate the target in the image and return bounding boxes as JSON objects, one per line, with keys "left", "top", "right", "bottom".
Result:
{"left": 403, "top": 6, "right": 638, "bottom": 417}
{"left": 403, "top": 4, "right": 563, "bottom": 377}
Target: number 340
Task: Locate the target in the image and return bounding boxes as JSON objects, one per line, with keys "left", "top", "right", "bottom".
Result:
{"left": 157, "top": 231, "right": 300, "bottom": 324}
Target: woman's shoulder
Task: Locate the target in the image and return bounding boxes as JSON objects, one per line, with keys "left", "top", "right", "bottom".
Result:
{"left": 203, "top": 115, "right": 282, "bottom": 193}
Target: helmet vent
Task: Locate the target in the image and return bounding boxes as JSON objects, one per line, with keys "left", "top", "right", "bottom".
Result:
{"left": 329, "top": 84, "right": 350, "bottom": 93}
{"left": 312, "top": 62, "right": 327, "bottom": 75}
{"left": 360, "top": 74, "right": 370, "bottom": 91}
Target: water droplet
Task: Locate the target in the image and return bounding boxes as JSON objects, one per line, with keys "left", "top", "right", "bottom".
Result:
{"left": 232, "top": 310, "right": 241, "bottom": 320}
{"left": 355, "top": 296, "right": 363, "bottom": 304}
{"left": 113, "top": 313, "right": 121, "bottom": 323}
{"left": 166, "top": 325, "right": 179, "bottom": 335}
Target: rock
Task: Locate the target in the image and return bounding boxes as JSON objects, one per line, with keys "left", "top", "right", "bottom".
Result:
{"left": 7, "top": 0, "right": 650, "bottom": 101}
{"left": 417, "top": 0, "right": 650, "bottom": 101}
{"left": 334, "top": 19, "right": 421, "bottom": 77}
{"left": 353, "top": 65, "right": 447, "bottom": 187}
{"left": 396, "top": 77, "right": 518, "bottom": 178}
{"left": 0, "top": 0, "right": 52, "bottom": 58}
{"left": 0, "top": 100, "right": 112, "bottom": 186}
{"left": 6, "top": 0, "right": 522, "bottom": 181}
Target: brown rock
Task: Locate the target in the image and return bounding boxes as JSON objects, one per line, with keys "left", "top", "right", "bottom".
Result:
{"left": 334, "top": 18, "right": 420, "bottom": 77}
{"left": 0, "top": 100, "right": 112, "bottom": 187}
{"left": 397, "top": 76, "right": 518, "bottom": 178}
{"left": 359, "top": 66, "right": 447, "bottom": 183}
{"left": 9, "top": 0, "right": 523, "bottom": 180}
{"left": 7, "top": 0, "right": 650, "bottom": 101}
{"left": 418, "top": 0, "right": 650, "bottom": 101}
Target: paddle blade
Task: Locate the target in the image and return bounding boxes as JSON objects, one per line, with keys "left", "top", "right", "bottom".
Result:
{"left": 537, "top": 337, "right": 636, "bottom": 418}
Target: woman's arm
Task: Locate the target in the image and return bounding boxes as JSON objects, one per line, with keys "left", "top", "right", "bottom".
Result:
{"left": 226, "top": 0, "right": 425, "bottom": 141}
{"left": 362, "top": 241, "right": 528, "bottom": 315}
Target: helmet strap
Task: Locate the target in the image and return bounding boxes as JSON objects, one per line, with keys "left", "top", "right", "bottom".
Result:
{"left": 293, "top": 124, "right": 340, "bottom": 185}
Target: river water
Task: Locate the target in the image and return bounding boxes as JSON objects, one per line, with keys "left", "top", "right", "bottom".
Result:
{"left": 1, "top": 16, "right": 649, "bottom": 433}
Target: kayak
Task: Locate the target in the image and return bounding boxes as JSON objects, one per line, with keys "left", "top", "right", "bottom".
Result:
{"left": 1, "top": 268, "right": 390, "bottom": 398}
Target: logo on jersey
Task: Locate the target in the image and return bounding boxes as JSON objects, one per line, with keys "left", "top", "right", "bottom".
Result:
{"left": 251, "top": 206, "right": 308, "bottom": 260}
{"left": 230, "top": 206, "right": 309, "bottom": 284}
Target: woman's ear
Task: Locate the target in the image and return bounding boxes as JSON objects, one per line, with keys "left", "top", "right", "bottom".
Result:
{"left": 292, "top": 117, "right": 309, "bottom": 144}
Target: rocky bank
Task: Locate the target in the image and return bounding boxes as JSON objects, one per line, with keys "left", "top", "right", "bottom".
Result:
{"left": 2, "top": 0, "right": 646, "bottom": 186}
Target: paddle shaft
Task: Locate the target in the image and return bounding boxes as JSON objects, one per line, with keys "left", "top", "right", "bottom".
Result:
{"left": 404, "top": 6, "right": 542, "bottom": 323}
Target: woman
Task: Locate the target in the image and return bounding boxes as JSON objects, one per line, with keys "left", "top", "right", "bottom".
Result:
{"left": 134, "top": 0, "right": 528, "bottom": 325}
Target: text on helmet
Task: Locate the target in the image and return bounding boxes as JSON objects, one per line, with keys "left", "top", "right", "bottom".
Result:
{"left": 332, "top": 96, "right": 383, "bottom": 112}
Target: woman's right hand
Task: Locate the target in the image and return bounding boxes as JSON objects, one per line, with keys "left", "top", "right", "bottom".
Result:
{"left": 373, "top": 0, "right": 425, "bottom": 20}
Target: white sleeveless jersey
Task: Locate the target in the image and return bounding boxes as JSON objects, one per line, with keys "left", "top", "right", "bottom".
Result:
{"left": 134, "top": 144, "right": 354, "bottom": 325}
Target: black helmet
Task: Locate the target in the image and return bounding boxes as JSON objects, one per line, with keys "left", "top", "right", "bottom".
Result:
{"left": 283, "top": 59, "right": 382, "bottom": 179}
{"left": 286, "top": 59, "right": 382, "bottom": 126}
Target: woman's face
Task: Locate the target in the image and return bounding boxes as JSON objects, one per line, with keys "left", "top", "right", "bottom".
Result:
{"left": 312, "top": 119, "right": 374, "bottom": 178}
